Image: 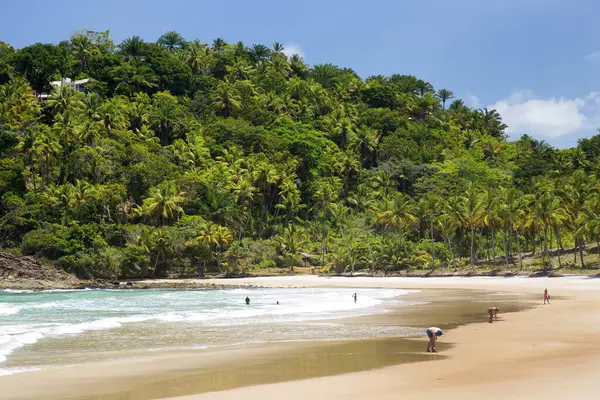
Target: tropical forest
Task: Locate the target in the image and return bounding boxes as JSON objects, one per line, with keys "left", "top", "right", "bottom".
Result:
{"left": 1, "top": 29, "right": 600, "bottom": 279}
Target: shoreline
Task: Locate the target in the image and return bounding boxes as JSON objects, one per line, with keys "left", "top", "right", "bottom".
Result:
{"left": 2, "top": 268, "right": 599, "bottom": 291}
{"left": 2, "top": 276, "right": 599, "bottom": 400}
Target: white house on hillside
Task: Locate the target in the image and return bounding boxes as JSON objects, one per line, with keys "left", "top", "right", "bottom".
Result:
{"left": 37, "top": 77, "right": 93, "bottom": 102}
{"left": 50, "top": 77, "right": 93, "bottom": 92}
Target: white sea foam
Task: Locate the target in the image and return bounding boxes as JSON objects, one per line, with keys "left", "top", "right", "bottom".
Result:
{"left": 0, "top": 287, "right": 413, "bottom": 370}
{"left": 1, "top": 289, "right": 34, "bottom": 294}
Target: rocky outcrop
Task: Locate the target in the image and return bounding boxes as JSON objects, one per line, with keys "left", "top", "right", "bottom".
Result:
{"left": 0, "top": 252, "right": 80, "bottom": 290}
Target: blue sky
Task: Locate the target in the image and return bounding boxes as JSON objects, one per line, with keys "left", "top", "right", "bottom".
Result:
{"left": 2, "top": 0, "right": 600, "bottom": 148}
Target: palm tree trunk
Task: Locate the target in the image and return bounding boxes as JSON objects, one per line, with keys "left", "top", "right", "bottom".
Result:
{"left": 555, "top": 227, "right": 562, "bottom": 268}
{"left": 447, "top": 237, "right": 456, "bottom": 269}
{"left": 508, "top": 226, "right": 513, "bottom": 258}
{"left": 486, "top": 232, "right": 490, "bottom": 263}
{"left": 516, "top": 229, "right": 523, "bottom": 271}
{"left": 492, "top": 229, "right": 496, "bottom": 262}
{"left": 367, "top": 239, "right": 374, "bottom": 273}
{"left": 580, "top": 239, "right": 586, "bottom": 269}
{"left": 321, "top": 211, "right": 326, "bottom": 270}
{"left": 339, "top": 224, "right": 354, "bottom": 273}
{"left": 430, "top": 220, "right": 435, "bottom": 271}
{"left": 543, "top": 227, "right": 549, "bottom": 270}
{"left": 503, "top": 229, "right": 510, "bottom": 271}
{"left": 470, "top": 226, "right": 475, "bottom": 269}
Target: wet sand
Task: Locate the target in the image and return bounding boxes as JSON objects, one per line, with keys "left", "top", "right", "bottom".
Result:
{"left": 170, "top": 276, "right": 600, "bottom": 400}
{"left": 2, "top": 276, "right": 596, "bottom": 400}
{"left": 0, "top": 287, "right": 533, "bottom": 400}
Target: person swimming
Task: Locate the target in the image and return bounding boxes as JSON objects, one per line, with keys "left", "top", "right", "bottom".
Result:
{"left": 245, "top": 296, "right": 250, "bottom": 305}
{"left": 426, "top": 327, "right": 443, "bottom": 353}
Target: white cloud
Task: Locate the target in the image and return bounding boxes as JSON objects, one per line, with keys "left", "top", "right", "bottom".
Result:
{"left": 282, "top": 44, "right": 304, "bottom": 59}
{"left": 585, "top": 51, "right": 600, "bottom": 62}
{"left": 466, "top": 94, "right": 481, "bottom": 109}
{"left": 489, "top": 91, "right": 589, "bottom": 139}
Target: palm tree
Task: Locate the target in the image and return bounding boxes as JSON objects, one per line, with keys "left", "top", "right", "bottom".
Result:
{"left": 289, "top": 54, "right": 308, "bottom": 78}
{"left": 329, "top": 203, "right": 355, "bottom": 273}
{"left": 149, "top": 228, "right": 173, "bottom": 277}
{"left": 150, "top": 92, "right": 183, "bottom": 145}
{"left": 225, "top": 60, "right": 255, "bottom": 81}
{"left": 142, "top": 181, "right": 185, "bottom": 226}
{"left": 182, "top": 41, "right": 210, "bottom": 74}
{"left": 72, "top": 179, "right": 96, "bottom": 220}
{"left": 71, "top": 34, "right": 99, "bottom": 71}
{"left": 16, "top": 128, "right": 41, "bottom": 192}
{"left": 480, "top": 108, "right": 508, "bottom": 138}
{"left": 436, "top": 89, "right": 454, "bottom": 110}
{"left": 371, "top": 170, "right": 393, "bottom": 198}
{"left": 120, "top": 36, "right": 146, "bottom": 60}
{"left": 203, "top": 186, "right": 237, "bottom": 227}
{"left": 45, "top": 183, "right": 75, "bottom": 225}
{"left": 46, "top": 86, "right": 84, "bottom": 116}
{"left": 211, "top": 38, "right": 227, "bottom": 53}
{"left": 248, "top": 44, "right": 270, "bottom": 65}
{"left": 195, "top": 222, "right": 233, "bottom": 274}
{"left": 157, "top": 31, "right": 185, "bottom": 52}
{"left": 378, "top": 193, "right": 417, "bottom": 258}
{"left": 419, "top": 193, "right": 440, "bottom": 270}
{"left": 438, "top": 213, "right": 459, "bottom": 269}
{"left": 312, "top": 179, "right": 340, "bottom": 268}
{"left": 415, "top": 80, "right": 434, "bottom": 97}
{"left": 272, "top": 42, "right": 284, "bottom": 54}
{"left": 461, "top": 183, "right": 484, "bottom": 268}
{"left": 211, "top": 81, "right": 241, "bottom": 118}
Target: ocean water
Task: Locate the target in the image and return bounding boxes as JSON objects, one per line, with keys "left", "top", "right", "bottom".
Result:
{"left": 0, "top": 287, "right": 418, "bottom": 375}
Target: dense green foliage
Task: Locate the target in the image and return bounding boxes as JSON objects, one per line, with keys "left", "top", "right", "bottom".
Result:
{"left": 2, "top": 29, "right": 600, "bottom": 279}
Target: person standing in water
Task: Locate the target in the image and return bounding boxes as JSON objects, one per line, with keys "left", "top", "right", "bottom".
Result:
{"left": 544, "top": 288, "right": 550, "bottom": 304}
{"left": 245, "top": 296, "right": 250, "bottom": 305}
{"left": 353, "top": 293, "right": 357, "bottom": 303}
{"left": 426, "top": 327, "right": 443, "bottom": 353}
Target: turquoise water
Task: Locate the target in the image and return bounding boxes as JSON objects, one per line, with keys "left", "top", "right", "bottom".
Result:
{"left": 0, "top": 288, "right": 418, "bottom": 374}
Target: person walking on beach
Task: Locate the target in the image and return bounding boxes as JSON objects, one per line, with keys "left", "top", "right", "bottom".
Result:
{"left": 544, "top": 288, "right": 550, "bottom": 304}
{"left": 353, "top": 293, "right": 357, "bottom": 303}
{"left": 245, "top": 296, "right": 250, "bottom": 305}
{"left": 426, "top": 327, "right": 443, "bottom": 353}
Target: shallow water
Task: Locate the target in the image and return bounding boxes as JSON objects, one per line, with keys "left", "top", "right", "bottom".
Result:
{"left": 0, "top": 287, "right": 414, "bottom": 373}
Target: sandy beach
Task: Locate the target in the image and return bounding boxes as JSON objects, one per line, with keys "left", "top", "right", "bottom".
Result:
{"left": 2, "top": 276, "right": 599, "bottom": 400}
{"left": 167, "top": 276, "right": 600, "bottom": 400}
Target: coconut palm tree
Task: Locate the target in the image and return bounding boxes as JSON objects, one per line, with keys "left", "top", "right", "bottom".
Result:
{"left": 182, "top": 41, "right": 210, "bottom": 74}
{"left": 45, "top": 183, "right": 75, "bottom": 225}
{"left": 71, "top": 34, "right": 99, "bottom": 71}
{"left": 119, "top": 36, "right": 146, "bottom": 60}
{"left": 272, "top": 42, "right": 284, "bottom": 54}
{"left": 329, "top": 203, "right": 354, "bottom": 273}
{"left": 436, "top": 89, "right": 454, "bottom": 110}
{"left": 157, "top": 31, "right": 185, "bottom": 52}
{"left": 142, "top": 181, "right": 185, "bottom": 226}
{"left": 461, "top": 183, "right": 484, "bottom": 268}
{"left": 438, "top": 213, "right": 459, "bottom": 269}
{"left": 312, "top": 178, "right": 340, "bottom": 268}
{"left": 203, "top": 186, "right": 237, "bottom": 227}
{"left": 211, "top": 81, "right": 241, "bottom": 118}
{"left": 72, "top": 179, "right": 96, "bottom": 220}
{"left": 419, "top": 193, "right": 440, "bottom": 270}
{"left": 248, "top": 44, "right": 270, "bottom": 65}
{"left": 378, "top": 193, "right": 417, "bottom": 257}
